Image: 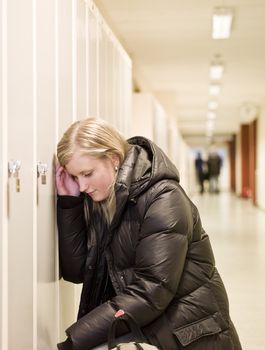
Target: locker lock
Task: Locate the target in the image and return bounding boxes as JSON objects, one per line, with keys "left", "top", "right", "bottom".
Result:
{"left": 8, "top": 160, "right": 21, "bottom": 192}
{"left": 37, "top": 162, "right": 48, "bottom": 184}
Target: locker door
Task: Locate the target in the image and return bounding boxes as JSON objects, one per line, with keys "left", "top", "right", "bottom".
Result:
{"left": 0, "top": 0, "right": 4, "bottom": 346}
{"left": 77, "top": 0, "right": 87, "bottom": 119}
{"left": 106, "top": 34, "right": 114, "bottom": 123}
{"left": 88, "top": 3, "right": 98, "bottom": 117}
{"left": 7, "top": 1, "right": 35, "bottom": 349}
{"left": 98, "top": 23, "right": 107, "bottom": 119}
{"left": 36, "top": 1, "right": 59, "bottom": 349}
{"left": 57, "top": 0, "right": 79, "bottom": 341}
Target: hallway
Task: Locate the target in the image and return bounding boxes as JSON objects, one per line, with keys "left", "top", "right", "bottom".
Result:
{"left": 1, "top": 1, "right": 265, "bottom": 349}
{"left": 191, "top": 191, "right": 265, "bottom": 350}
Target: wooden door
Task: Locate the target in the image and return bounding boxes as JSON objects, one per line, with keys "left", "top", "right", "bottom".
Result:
{"left": 249, "top": 119, "right": 257, "bottom": 204}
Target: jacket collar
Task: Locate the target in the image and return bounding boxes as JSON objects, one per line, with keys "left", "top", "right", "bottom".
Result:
{"left": 110, "top": 136, "right": 179, "bottom": 229}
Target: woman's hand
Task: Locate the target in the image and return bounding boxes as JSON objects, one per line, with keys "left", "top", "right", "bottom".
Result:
{"left": 55, "top": 165, "right": 80, "bottom": 196}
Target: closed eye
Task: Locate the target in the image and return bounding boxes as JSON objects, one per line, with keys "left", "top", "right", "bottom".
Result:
{"left": 82, "top": 172, "right": 92, "bottom": 177}
{"left": 72, "top": 176, "right": 79, "bottom": 182}
{"left": 72, "top": 172, "right": 92, "bottom": 182}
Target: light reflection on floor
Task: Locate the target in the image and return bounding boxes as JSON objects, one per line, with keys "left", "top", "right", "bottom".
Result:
{"left": 191, "top": 192, "right": 265, "bottom": 350}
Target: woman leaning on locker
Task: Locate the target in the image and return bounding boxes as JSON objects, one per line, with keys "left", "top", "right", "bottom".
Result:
{"left": 55, "top": 117, "right": 242, "bottom": 350}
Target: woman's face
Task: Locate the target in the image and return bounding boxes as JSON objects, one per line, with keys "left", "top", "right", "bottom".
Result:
{"left": 65, "top": 150, "right": 119, "bottom": 202}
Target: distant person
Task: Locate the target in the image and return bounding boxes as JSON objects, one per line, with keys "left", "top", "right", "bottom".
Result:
{"left": 195, "top": 152, "right": 207, "bottom": 194}
{"left": 208, "top": 151, "right": 222, "bottom": 193}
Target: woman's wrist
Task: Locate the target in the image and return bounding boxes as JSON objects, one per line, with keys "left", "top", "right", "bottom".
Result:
{"left": 57, "top": 194, "right": 84, "bottom": 209}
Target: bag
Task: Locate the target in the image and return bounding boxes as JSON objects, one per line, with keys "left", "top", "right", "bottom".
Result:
{"left": 108, "top": 310, "right": 159, "bottom": 350}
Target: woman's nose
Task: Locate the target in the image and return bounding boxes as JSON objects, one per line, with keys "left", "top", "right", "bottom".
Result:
{"left": 78, "top": 178, "right": 88, "bottom": 192}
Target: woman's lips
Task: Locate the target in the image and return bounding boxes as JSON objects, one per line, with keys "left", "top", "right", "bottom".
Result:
{"left": 87, "top": 190, "right": 95, "bottom": 197}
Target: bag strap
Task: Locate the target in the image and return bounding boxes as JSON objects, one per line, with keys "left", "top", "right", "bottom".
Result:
{"left": 108, "top": 310, "right": 145, "bottom": 349}
{"left": 116, "top": 343, "right": 144, "bottom": 350}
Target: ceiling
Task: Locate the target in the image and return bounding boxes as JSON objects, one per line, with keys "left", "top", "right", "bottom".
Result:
{"left": 94, "top": 0, "right": 265, "bottom": 146}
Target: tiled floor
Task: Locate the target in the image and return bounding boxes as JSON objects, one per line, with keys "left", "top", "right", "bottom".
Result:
{"left": 191, "top": 191, "right": 265, "bottom": 350}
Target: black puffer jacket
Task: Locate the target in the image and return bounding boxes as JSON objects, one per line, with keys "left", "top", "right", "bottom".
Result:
{"left": 57, "top": 137, "right": 242, "bottom": 350}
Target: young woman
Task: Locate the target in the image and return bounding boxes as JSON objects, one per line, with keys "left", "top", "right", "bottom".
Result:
{"left": 56, "top": 117, "right": 242, "bottom": 350}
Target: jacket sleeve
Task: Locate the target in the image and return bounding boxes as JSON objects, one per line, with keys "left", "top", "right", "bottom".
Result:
{"left": 65, "top": 183, "right": 193, "bottom": 350}
{"left": 57, "top": 195, "right": 87, "bottom": 283}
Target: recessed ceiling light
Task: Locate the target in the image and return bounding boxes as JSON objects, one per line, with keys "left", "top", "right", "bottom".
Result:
{"left": 209, "top": 84, "right": 221, "bottom": 96}
{"left": 206, "top": 119, "right": 215, "bottom": 130}
{"left": 210, "top": 63, "right": 224, "bottom": 80}
{"left": 207, "top": 111, "right": 216, "bottom": 120}
{"left": 212, "top": 7, "right": 234, "bottom": 39}
{"left": 208, "top": 101, "right": 218, "bottom": 109}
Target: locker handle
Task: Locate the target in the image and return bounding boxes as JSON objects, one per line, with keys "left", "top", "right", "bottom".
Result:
{"left": 8, "top": 160, "right": 21, "bottom": 192}
{"left": 37, "top": 162, "right": 48, "bottom": 185}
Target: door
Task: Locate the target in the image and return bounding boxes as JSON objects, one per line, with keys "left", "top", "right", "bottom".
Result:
{"left": 0, "top": 0, "right": 4, "bottom": 346}
{"left": 7, "top": 1, "right": 35, "bottom": 349}
{"left": 36, "top": 1, "right": 59, "bottom": 348}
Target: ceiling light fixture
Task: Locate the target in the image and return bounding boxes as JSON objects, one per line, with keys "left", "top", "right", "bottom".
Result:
{"left": 208, "top": 101, "right": 218, "bottom": 110}
{"left": 212, "top": 7, "right": 234, "bottom": 39}
{"left": 209, "top": 84, "right": 221, "bottom": 96}
{"left": 206, "top": 119, "right": 215, "bottom": 130}
{"left": 207, "top": 111, "right": 216, "bottom": 120}
{"left": 210, "top": 63, "right": 224, "bottom": 80}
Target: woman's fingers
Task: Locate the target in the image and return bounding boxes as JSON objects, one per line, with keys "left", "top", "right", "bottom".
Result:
{"left": 56, "top": 165, "right": 64, "bottom": 176}
{"left": 55, "top": 166, "right": 79, "bottom": 196}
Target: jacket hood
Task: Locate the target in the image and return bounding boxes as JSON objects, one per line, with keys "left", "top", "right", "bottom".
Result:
{"left": 116, "top": 136, "right": 180, "bottom": 199}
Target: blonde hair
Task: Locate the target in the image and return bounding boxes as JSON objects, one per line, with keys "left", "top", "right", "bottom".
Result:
{"left": 57, "top": 117, "right": 129, "bottom": 166}
{"left": 57, "top": 117, "right": 129, "bottom": 224}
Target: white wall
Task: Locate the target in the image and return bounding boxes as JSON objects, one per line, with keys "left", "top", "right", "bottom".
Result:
{"left": 256, "top": 107, "right": 265, "bottom": 210}
{"left": 131, "top": 92, "right": 170, "bottom": 155}
{"left": 236, "top": 130, "right": 242, "bottom": 196}
{"left": 131, "top": 92, "right": 155, "bottom": 140}
{"left": 131, "top": 92, "right": 195, "bottom": 195}
{"left": 168, "top": 118, "right": 180, "bottom": 167}
{"left": 153, "top": 101, "right": 169, "bottom": 154}
{"left": 177, "top": 138, "right": 192, "bottom": 193}
{"left": 218, "top": 146, "right": 230, "bottom": 192}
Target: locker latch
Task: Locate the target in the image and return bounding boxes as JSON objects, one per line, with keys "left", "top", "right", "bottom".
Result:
{"left": 8, "top": 160, "right": 21, "bottom": 192}
{"left": 37, "top": 162, "right": 48, "bottom": 185}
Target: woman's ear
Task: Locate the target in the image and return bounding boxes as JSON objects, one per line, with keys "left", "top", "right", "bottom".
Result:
{"left": 110, "top": 154, "right": 120, "bottom": 168}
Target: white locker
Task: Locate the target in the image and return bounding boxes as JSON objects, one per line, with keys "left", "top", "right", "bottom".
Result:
{"left": 0, "top": 1, "right": 132, "bottom": 349}
{"left": 106, "top": 32, "right": 114, "bottom": 123}
{"left": 0, "top": 0, "right": 5, "bottom": 347}
{"left": 77, "top": 0, "right": 87, "bottom": 119}
{"left": 87, "top": 3, "right": 98, "bottom": 117}
{"left": 57, "top": 0, "right": 79, "bottom": 341}
{"left": 36, "top": 0, "right": 59, "bottom": 348}
{"left": 98, "top": 22, "right": 107, "bottom": 119}
{"left": 6, "top": 1, "right": 35, "bottom": 349}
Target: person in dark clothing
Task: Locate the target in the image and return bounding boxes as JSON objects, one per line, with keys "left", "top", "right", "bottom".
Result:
{"left": 195, "top": 152, "right": 207, "bottom": 193}
{"left": 55, "top": 117, "right": 242, "bottom": 350}
{"left": 207, "top": 151, "right": 222, "bottom": 193}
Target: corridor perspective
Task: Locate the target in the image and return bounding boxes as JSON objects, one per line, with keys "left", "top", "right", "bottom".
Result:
{"left": 1, "top": 1, "right": 265, "bottom": 350}
{"left": 191, "top": 192, "right": 265, "bottom": 350}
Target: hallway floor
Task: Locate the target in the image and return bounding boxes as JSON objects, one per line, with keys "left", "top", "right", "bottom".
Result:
{"left": 191, "top": 191, "right": 265, "bottom": 350}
